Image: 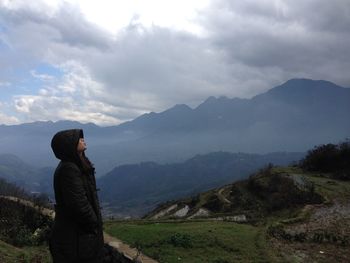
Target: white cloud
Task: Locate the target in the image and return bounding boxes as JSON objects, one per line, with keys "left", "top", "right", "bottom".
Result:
{"left": 60, "top": 0, "right": 210, "bottom": 36}
{"left": 13, "top": 93, "right": 124, "bottom": 126}
{"left": 0, "top": 102, "right": 19, "bottom": 124}
{"left": 30, "top": 70, "right": 55, "bottom": 82}
{"left": 0, "top": 112, "right": 19, "bottom": 125}
{"left": 13, "top": 60, "right": 147, "bottom": 125}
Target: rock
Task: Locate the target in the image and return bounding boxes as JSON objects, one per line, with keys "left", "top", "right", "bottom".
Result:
{"left": 188, "top": 208, "right": 210, "bottom": 219}
{"left": 151, "top": 204, "right": 178, "bottom": 219}
{"left": 173, "top": 205, "right": 190, "bottom": 218}
{"left": 224, "top": 214, "right": 247, "bottom": 223}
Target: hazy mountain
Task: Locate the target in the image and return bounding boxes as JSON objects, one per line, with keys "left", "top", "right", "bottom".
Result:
{"left": 97, "top": 151, "right": 304, "bottom": 217}
{"left": 0, "top": 78, "right": 349, "bottom": 175}
{"left": 0, "top": 154, "right": 54, "bottom": 195}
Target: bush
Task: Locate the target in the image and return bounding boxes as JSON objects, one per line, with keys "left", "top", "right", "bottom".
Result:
{"left": 203, "top": 194, "right": 224, "bottom": 212}
{"left": 12, "top": 226, "right": 35, "bottom": 246}
{"left": 300, "top": 140, "right": 350, "bottom": 180}
{"left": 0, "top": 198, "right": 53, "bottom": 246}
{"left": 168, "top": 233, "right": 193, "bottom": 248}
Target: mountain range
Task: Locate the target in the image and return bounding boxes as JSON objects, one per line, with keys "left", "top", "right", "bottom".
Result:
{"left": 0, "top": 78, "right": 349, "bottom": 176}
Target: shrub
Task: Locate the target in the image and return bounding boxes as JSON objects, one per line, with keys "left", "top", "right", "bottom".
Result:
{"left": 300, "top": 140, "right": 350, "bottom": 180}
{"left": 168, "top": 233, "right": 193, "bottom": 248}
{"left": 12, "top": 226, "right": 35, "bottom": 246}
{"left": 203, "top": 194, "right": 224, "bottom": 212}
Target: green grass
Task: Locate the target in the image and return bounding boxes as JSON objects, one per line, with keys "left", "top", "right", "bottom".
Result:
{"left": 104, "top": 220, "right": 283, "bottom": 263}
{"left": 307, "top": 175, "right": 350, "bottom": 201}
{"left": 0, "top": 240, "right": 51, "bottom": 263}
{"left": 271, "top": 166, "right": 350, "bottom": 202}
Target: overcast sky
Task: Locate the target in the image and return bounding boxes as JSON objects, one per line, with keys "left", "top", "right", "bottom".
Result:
{"left": 0, "top": 0, "right": 349, "bottom": 126}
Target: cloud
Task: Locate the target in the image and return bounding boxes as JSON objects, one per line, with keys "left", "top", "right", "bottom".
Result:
{"left": 0, "top": 0, "right": 350, "bottom": 125}
{"left": 0, "top": 101, "right": 19, "bottom": 125}
{"left": 13, "top": 61, "right": 143, "bottom": 126}
{"left": 201, "top": 0, "right": 350, "bottom": 86}
{"left": 30, "top": 70, "right": 55, "bottom": 82}
{"left": 13, "top": 94, "right": 120, "bottom": 125}
{"left": 0, "top": 2, "right": 242, "bottom": 124}
{"left": 0, "top": 112, "right": 19, "bottom": 125}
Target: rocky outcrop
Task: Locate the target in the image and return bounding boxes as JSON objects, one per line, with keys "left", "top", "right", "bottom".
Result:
{"left": 151, "top": 204, "right": 178, "bottom": 219}
{"left": 188, "top": 208, "right": 210, "bottom": 219}
{"left": 268, "top": 201, "right": 350, "bottom": 246}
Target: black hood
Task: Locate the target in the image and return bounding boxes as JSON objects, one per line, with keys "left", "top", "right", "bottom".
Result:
{"left": 51, "top": 129, "right": 84, "bottom": 162}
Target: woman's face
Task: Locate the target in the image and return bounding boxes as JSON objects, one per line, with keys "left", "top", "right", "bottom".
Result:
{"left": 77, "top": 138, "right": 87, "bottom": 153}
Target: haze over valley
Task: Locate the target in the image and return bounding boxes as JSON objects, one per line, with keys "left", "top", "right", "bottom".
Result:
{"left": 0, "top": 78, "right": 349, "bottom": 216}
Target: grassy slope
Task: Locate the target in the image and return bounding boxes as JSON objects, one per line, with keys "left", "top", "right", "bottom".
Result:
{"left": 104, "top": 166, "right": 350, "bottom": 263}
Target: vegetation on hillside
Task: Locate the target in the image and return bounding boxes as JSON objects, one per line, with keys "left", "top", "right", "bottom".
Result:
{"left": 0, "top": 198, "right": 53, "bottom": 247}
{"left": 145, "top": 164, "right": 324, "bottom": 220}
{"left": 0, "top": 177, "right": 51, "bottom": 208}
{"left": 0, "top": 240, "right": 51, "bottom": 263}
{"left": 0, "top": 177, "right": 31, "bottom": 200}
{"left": 300, "top": 140, "right": 350, "bottom": 180}
{"left": 0, "top": 179, "right": 53, "bottom": 249}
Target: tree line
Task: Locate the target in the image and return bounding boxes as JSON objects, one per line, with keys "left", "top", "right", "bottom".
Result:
{"left": 300, "top": 139, "right": 350, "bottom": 180}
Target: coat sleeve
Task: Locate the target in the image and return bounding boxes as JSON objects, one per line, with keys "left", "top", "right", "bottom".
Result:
{"left": 59, "top": 163, "right": 99, "bottom": 233}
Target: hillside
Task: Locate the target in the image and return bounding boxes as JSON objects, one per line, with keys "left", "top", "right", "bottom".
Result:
{"left": 0, "top": 78, "right": 349, "bottom": 174}
{"left": 105, "top": 165, "right": 350, "bottom": 262}
{"left": 98, "top": 151, "right": 303, "bottom": 218}
{"left": 0, "top": 179, "right": 53, "bottom": 263}
{"left": 144, "top": 165, "right": 325, "bottom": 220}
{"left": 0, "top": 240, "right": 51, "bottom": 263}
{"left": 133, "top": 142, "right": 350, "bottom": 262}
{"left": 105, "top": 164, "right": 350, "bottom": 262}
{"left": 0, "top": 154, "right": 54, "bottom": 196}
{"left": 146, "top": 141, "right": 350, "bottom": 221}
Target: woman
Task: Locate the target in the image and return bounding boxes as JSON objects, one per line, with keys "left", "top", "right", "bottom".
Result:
{"left": 50, "top": 129, "right": 104, "bottom": 263}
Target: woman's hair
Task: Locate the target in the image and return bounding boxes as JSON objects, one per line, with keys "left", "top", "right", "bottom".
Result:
{"left": 79, "top": 153, "right": 95, "bottom": 175}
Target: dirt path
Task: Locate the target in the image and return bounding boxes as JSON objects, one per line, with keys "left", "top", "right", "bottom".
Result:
{"left": 104, "top": 232, "right": 158, "bottom": 263}
{"left": 217, "top": 186, "right": 232, "bottom": 204}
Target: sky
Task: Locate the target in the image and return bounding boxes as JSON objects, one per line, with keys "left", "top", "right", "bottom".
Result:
{"left": 0, "top": 0, "right": 349, "bottom": 126}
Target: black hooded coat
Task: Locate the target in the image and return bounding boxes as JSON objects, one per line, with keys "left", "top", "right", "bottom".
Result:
{"left": 50, "top": 129, "right": 104, "bottom": 263}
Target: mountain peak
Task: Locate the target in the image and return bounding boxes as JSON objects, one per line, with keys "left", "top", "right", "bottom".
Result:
{"left": 196, "top": 96, "right": 232, "bottom": 110}
{"left": 171, "top": 104, "right": 192, "bottom": 110}
{"left": 252, "top": 78, "right": 347, "bottom": 102}
{"left": 203, "top": 96, "right": 229, "bottom": 104}
{"left": 162, "top": 103, "right": 192, "bottom": 114}
{"left": 281, "top": 78, "right": 341, "bottom": 89}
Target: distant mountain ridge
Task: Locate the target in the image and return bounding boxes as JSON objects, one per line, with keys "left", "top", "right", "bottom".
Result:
{"left": 98, "top": 151, "right": 304, "bottom": 217}
{"left": 0, "top": 154, "right": 53, "bottom": 194}
{"left": 0, "top": 78, "right": 349, "bottom": 175}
